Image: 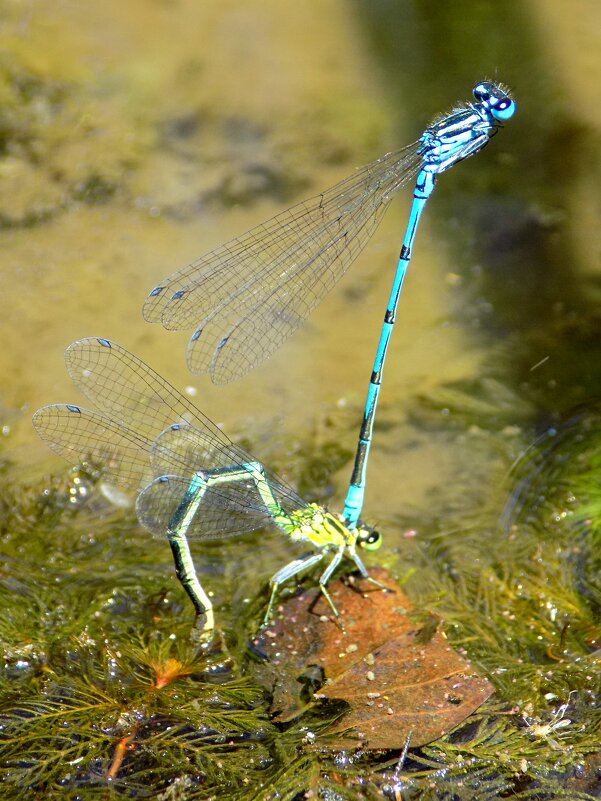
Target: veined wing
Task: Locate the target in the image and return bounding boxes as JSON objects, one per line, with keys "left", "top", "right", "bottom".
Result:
{"left": 32, "top": 405, "right": 297, "bottom": 538}
{"left": 142, "top": 145, "right": 422, "bottom": 382}
{"left": 31, "top": 405, "right": 223, "bottom": 494}
{"left": 65, "top": 336, "right": 243, "bottom": 448}
{"left": 62, "top": 338, "right": 306, "bottom": 509}
{"left": 149, "top": 422, "right": 306, "bottom": 516}
{"left": 136, "top": 474, "right": 280, "bottom": 539}
{"left": 32, "top": 404, "right": 231, "bottom": 492}
{"left": 33, "top": 404, "right": 156, "bottom": 493}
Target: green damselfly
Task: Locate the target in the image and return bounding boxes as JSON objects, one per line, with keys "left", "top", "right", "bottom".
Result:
{"left": 33, "top": 338, "right": 385, "bottom": 637}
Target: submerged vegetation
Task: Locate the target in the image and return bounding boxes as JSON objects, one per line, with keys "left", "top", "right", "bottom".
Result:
{"left": 1, "top": 400, "right": 600, "bottom": 799}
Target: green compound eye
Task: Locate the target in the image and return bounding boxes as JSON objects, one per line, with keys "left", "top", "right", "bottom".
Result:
{"left": 358, "top": 528, "right": 383, "bottom": 551}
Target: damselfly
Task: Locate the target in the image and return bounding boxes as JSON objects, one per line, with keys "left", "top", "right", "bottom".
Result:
{"left": 143, "top": 82, "right": 516, "bottom": 528}
{"left": 33, "top": 338, "right": 385, "bottom": 637}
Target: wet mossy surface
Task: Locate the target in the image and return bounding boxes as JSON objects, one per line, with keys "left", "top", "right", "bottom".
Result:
{"left": 1, "top": 404, "right": 600, "bottom": 799}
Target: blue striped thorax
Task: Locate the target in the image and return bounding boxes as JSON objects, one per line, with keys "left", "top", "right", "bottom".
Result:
{"left": 420, "top": 81, "right": 515, "bottom": 174}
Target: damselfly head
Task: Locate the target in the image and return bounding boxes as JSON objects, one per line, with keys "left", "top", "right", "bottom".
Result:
{"left": 356, "top": 525, "right": 383, "bottom": 551}
{"left": 473, "top": 81, "right": 516, "bottom": 122}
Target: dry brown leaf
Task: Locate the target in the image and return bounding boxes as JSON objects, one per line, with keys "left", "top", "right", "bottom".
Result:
{"left": 253, "top": 568, "right": 493, "bottom": 749}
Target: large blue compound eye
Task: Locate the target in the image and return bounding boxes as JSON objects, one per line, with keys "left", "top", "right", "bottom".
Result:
{"left": 491, "top": 95, "right": 516, "bottom": 121}
{"left": 474, "top": 81, "right": 516, "bottom": 121}
{"left": 473, "top": 81, "right": 492, "bottom": 103}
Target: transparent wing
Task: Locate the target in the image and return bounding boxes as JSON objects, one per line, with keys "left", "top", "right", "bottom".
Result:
{"left": 32, "top": 404, "right": 155, "bottom": 493}
{"left": 142, "top": 145, "right": 422, "bottom": 382}
{"left": 149, "top": 421, "right": 225, "bottom": 475}
{"left": 65, "top": 337, "right": 213, "bottom": 443}
{"left": 149, "top": 422, "right": 304, "bottom": 516}
{"left": 136, "top": 474, "right": 276, "bottom": 539}
{"left": 33, "top": 404, "right": 224, "bottom": 489}
{"left": 33, "top": 404, "right": 303, "bottom": 539}
{"left": 31, "top": 405, "right": 217, "bottom": 494}
{"left": 60, "top": 338, "right": 306, "bottom": 511}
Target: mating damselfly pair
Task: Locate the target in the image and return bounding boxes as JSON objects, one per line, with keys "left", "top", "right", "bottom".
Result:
{"left": 34, "top": 82, "right": 515, "bottom": 637}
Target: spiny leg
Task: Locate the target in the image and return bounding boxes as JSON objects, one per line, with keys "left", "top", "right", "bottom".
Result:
{"left": 199, "top": 460, "right": 286, "bottom": 518}
{"left": 167, "top": 534, "right": 215, "bottom": 640}
{"left": 263, "top": 551, "right": 325, "bottom": 626}
{"left": 317, "top": 545, "right": 347, "bottom": 629}
{"left": 167, "top": 460, "right": 286, "bottom": 634}
{"left": 197, "top": 461, "right": 317, "bottom": 628}
{"left": 166, "top": 471, "right": 217, "bottom": 640}
{"left": 350, "top": 550, "right": 392, "bottom": 592}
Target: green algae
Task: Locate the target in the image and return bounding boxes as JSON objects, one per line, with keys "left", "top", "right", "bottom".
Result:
{"left": 1, "top": 398, "right": 600, "bottom": 799}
